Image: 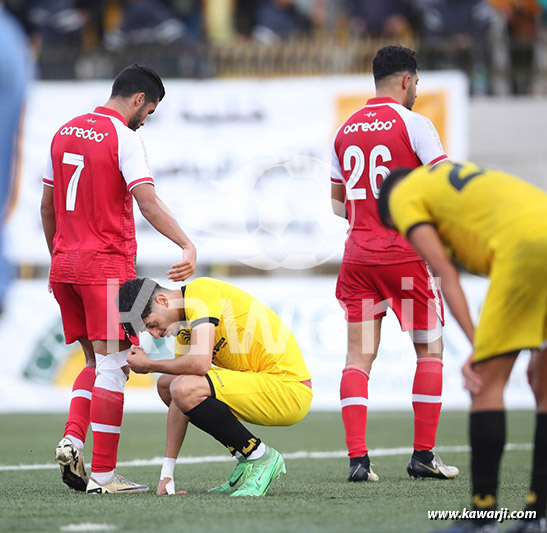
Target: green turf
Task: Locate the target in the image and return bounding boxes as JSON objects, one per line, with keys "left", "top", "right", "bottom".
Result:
{"left": 0, "top": 411, "right": 537, "bottom": 533}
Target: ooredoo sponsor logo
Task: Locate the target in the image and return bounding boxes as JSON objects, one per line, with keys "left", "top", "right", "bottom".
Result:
{"left": 344, "top": 119, "right": 396, "bottom": 134}
{"left": 59, "top": 126, "right": 108, "bottom": 143}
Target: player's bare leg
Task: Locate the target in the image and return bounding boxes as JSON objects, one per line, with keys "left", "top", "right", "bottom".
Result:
{"left": 86, "top": 338, "right": 148, "bottom": 494}
{"left": 506, "top": 348, "right": 547, "bottom": 532}
{"left": 407, "top": 337, "right": 459, "bottom": 480}
{"left": 341, "top": 319, "right": 381, "bottom": 482}
{"left": 55, "top": 338, "right": 96, "bottom": 491}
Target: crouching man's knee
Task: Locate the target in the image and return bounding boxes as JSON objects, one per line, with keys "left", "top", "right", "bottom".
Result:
{"left": 169, "top": 374, "right": 211, "bottom": 413}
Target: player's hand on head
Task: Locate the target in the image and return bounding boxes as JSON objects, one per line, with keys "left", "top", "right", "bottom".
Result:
{"left": 167, "top": 245, "right": 196, "bottom": 281}
{"left": 462, "top": 354, "right": 483, "bottom": 394}
{"left": 126, "top": 345, "right": 151, "bottom": 374}
{"left": 157, "top": 477, "right": 187, "bottom": 496}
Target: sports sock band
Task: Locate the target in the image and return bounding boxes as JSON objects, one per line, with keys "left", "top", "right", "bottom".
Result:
{"left": 412, "top": 358, "right": 443, "bottom": 451}
{"left": 340, "top": 365, "right": 369, "bottom": 459}
{"left": 470, "top": 410, "right": 505, "bottom": 512}
{"left": 184, "top": 396, "right": 261, "bottom": 458}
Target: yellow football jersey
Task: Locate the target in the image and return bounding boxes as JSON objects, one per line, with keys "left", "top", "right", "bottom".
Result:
{"left": 174, "top": 277, "right": 310, "bottom": 382}
{"left": 389, "top": 161, "right": 547, "bottom": 275}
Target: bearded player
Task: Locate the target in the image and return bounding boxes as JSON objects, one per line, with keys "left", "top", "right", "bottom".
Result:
{"left": 331, "top": 45, "right": 458, "bottom": 482}
{"left": 41, "top": 65, "right": 196, "bottom": 494}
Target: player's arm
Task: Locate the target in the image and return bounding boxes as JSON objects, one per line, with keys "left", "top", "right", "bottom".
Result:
{"left": 40, "top": 184, "right": 56, "bottom": 255}
{"left": 331, "top": 183, "right": 347, "bottom": 219}
{"left": 127, "top": 322, "right": 215, "bottom": 376}
{"left": 407, "top": 224, "right": 483, "bottom": 393}
{"left": 407, "top": 224, "right": 475, "bottom": 345}
{"left": 132, "top": 183, "right": 196, "bottom": 282}
{"left": 157, "top": 401, "right": 189, "bottom": 495}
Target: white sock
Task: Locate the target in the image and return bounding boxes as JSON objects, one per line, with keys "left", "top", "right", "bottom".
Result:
{"left": 234, "top": 451, "right": 243, "bottom": 461}
{"left": 66, "top": 435, "right": 84, "bottom": 451}
{"left": 91, "top": 470, "right": 114, "bottom": 484}
{"left": 247, "top": 442, "right": 266, "bottom": 461}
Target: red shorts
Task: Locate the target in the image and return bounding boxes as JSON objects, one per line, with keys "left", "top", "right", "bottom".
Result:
{"left": 336, "top": 261, "right": 444, "bottom": 330}
{"left": 51, "top": 282, "right": 125, "bottom": 344}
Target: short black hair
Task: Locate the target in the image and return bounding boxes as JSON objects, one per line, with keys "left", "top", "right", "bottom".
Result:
{"left": 378, "top": 167, "right": 413, "bottom": 228}
{"left": 117, "top": 278, "right": 163, "bottom": 337}
{"left": 373, "top": 45, "right": 418, "bottom": 84}
{"left": 110, "top": 64, "right": 165, "bottom": 103}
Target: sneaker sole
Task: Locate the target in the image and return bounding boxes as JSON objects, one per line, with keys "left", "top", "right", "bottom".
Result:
{"left": 55, "top": 448, "right": 87, "bottom": 492}
{"left": 87, "top": 486, "right": 149, "bottom": 494}
{"left": 407, "top": 468, "right": 453, "bottom": 480}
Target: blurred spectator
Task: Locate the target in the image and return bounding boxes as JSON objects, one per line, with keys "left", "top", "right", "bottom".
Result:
{"left": 104, "top": 0, "right": 196, "bottom": 51}
{"left": 252, "top": 0, "right": 312, "bottom": 44}
{"left": 535, "top": 0, "right": 547, "bottom": 93}
{"left": 416, "top": 0, "right": 495, "bottom": 94}
{"left": 489, "top": 0, "right": 541, "bottom": 94}
{"left": 0, "top": 4, "right": 30, "bottom": 315}
{"left": 27, "top": 0, "right": 90, "bottom": 46}
{"left": 345, "top": 0, "right": 419, "bottom": 39}
{"left": 203, "top": 0, "right": 235, "bottom": 43}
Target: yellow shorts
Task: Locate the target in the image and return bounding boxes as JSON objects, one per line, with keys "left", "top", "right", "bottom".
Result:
{"left": 206, "top": 366, "right": 313, "bottom": 426}
{"left": 473, "top": 238, "right": 547, "bottom": 363}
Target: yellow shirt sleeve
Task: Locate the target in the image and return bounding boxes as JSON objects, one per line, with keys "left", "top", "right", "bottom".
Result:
{"left": 389, "top": 179, "right": 434, "bottom": 238}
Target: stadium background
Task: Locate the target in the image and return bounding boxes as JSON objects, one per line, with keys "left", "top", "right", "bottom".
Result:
{"left": 2, "top": 0, "right": 545, "bottom": 413}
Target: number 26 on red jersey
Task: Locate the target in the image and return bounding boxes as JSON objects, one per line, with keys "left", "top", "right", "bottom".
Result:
{"left": 343, "top": 144, "right": 392, "bottom": 200}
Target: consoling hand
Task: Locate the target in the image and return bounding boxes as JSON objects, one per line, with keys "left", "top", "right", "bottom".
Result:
{"left": 167, "top": 244, "right": 196, "bottom": 282}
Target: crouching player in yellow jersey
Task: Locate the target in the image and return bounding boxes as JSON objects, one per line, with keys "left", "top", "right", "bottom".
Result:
{"left": 117, "top": 277, "right": 313, "bottom": 497}
{"left": 378, "top": 162, "right": 547, "bottom": 533}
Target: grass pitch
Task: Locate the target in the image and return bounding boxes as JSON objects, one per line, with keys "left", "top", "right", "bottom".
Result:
{"left": 0, "top": 410, "right": 536, "bottom": 533}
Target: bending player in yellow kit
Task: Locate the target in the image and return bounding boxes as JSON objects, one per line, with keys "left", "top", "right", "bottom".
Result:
{"left": 117, "top": 277, "right": 313, "bottom": 497}
{"left": 378, "top": 161, "right": 547, "bottom": 533}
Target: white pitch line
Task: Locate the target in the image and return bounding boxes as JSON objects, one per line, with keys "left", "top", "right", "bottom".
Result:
{"left": 60, "top": 524, "right": 116, "bottom": 532}
{"left": 0, "top": 443, "right": 532, "bottom": 472}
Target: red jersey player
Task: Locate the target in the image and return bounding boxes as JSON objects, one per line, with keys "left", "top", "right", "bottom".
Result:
{"left": 40, "top": 64, "right": 196, "bottom": 494}
{"left": 331, "top": 46, "right": 459, "bottom": 482}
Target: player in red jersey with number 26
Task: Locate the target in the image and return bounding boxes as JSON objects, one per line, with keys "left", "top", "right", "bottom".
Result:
{"left": 40, "top": 64, "right": 196, "bottom": 494}
{"left": 331, "top": 46, "right": 459, "bottom": 483}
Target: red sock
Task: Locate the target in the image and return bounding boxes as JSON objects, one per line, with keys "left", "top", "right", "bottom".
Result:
{"left": 90, "top": 387, "right": 124, "bottom": 473}
{"left": 340, "top": 365, "right": 369, "bottom": 458}
{"left": 412, "top": 358, "right": 443, "bottom": 450}
{"left": 64, "top": 366, "right": 96, "bottom": 443}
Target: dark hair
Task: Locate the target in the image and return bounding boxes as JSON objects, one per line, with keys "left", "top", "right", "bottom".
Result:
{"left": 373, "top": 46, "right": 418, "bottom": 84}
{"left": 378, "top": 168, "right": 413, "bottom": 227}
{"left": 110, "top": 64, "right": 165, "bottom": 103}
{"left": 117, "top": 278, "right": 163, "bottom": 337}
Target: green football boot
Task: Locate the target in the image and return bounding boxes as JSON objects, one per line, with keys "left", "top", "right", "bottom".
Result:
{"left": 208, "top": 457, "right": 252, "bottom": 493}
{"left": 230, "top": 446, "right": 286, "bottom": 497}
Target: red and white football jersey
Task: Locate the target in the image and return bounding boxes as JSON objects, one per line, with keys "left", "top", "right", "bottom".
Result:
{"left": 43, "top": 106, "right": 154, "bottom": 284}
{"left": 331, "top": 96, "right": 448, "bottom": 265}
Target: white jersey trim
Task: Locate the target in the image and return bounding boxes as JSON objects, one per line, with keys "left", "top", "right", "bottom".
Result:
{"left": 384, "top": 103, "right": 447, "bottom": 165}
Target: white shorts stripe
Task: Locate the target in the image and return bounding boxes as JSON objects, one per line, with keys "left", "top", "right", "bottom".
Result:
{"left": 72, "top": 389, "right": 92, "bottom": 401}
{"left": 341, "top": 397, "right": 368, "bottom": 408}
{"left": 412, "top": 394, "right": 442, "bottom": 404}
{"left": 91, "top": 423, "right": 121, "bottom": 434}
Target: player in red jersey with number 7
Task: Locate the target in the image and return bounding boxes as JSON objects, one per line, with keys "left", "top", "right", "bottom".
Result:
{"left": 331, "top": 45, "right": 459, "bottom": 482}
{"left": 40, "top": 64, "right": 196, "bottom": 494}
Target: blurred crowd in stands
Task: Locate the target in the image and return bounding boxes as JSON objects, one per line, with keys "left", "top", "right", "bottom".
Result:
{"left": 4, "top": 0, "right": 547, "bottom": 94}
